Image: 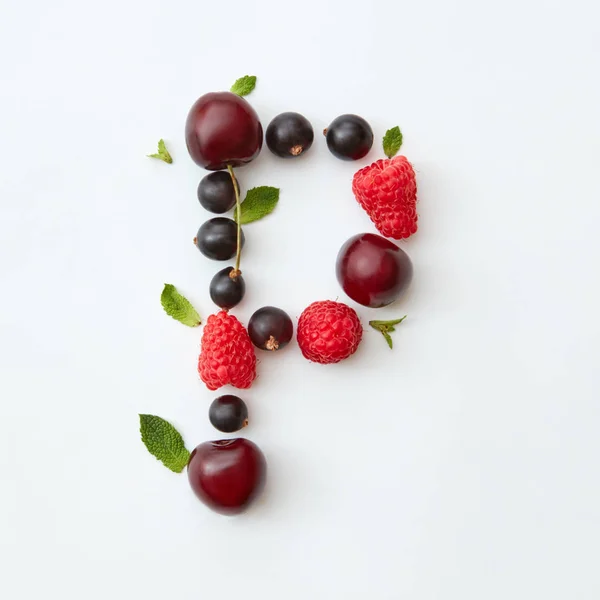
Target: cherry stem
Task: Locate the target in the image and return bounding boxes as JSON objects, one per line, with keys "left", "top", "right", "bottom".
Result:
{"left": 227, "top": 164, "right": 242, "bottom": 272}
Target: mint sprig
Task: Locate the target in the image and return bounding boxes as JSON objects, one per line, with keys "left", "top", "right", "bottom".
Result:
{"left": 369, "top": 316, "right": 407, "bottom": 349}
{"left": 382, "top": 126, "right": 403, "bottom": 159}
{"left": 147, "top": 139, "right": 173, "bottom": 164}
{"left": 161, "top": 284, "right": 201, "bottom": 327}
{"left": 230, "top": 75, "right": 257, "bottom": 97}
{"left": 139, "top": 414, "right": 190, "bottom": 473}
{"left": 234, "top": 186, "right": 279, "bottom": 224}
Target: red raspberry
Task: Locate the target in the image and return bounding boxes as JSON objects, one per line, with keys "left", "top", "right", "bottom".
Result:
{"left": 352, "top": 155, "right": 417, "bottom": 240}
{"left": 297, "top": 300, "right": 362, "bottom": 364}
{"left": 198, "top": 311, "right": 256, "bottom": 390}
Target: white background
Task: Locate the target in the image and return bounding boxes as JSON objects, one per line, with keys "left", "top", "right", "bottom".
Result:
{"left": 1, "top": 0, "right": 599, "bottom": 598}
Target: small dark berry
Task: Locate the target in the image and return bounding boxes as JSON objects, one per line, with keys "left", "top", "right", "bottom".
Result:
{"left": 197, "top": 171, "right": 236, "bottom": 214}
{"left": 195, "top": 218, "right": 244, "bottom": 261}
{"left": 210, "top": 267, "right": 245, "bottom": 309}
{"left": 248, "top": 306, "right": 294, "bottom": 351}
{"left": 325, "top": 114, "right": 373, "bottom": 161}
{"left": 266, "top": 112, "right": 314, "bottom": 158}
{"left": 208, "top": 395, "right": 249, "bottom": 433}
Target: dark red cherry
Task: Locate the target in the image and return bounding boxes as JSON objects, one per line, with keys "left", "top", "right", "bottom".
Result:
{"left": 336, "top": 233, "right": 413, "bottom": 307}
{"left": 187, "top": 438, "right": 267, "bottom": 515}
{"left": 185, "top": 92, "right": 263, "bottom": 171}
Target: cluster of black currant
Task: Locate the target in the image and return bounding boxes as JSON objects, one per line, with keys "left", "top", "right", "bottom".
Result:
{"left": 195, "top": 171, "right": 246, "bottom": 309}
{"left": 195, "top": 111, "right": 373, "bottom": 310}
{"left": 267, "top": 111, "right": 374, "bottom": 160}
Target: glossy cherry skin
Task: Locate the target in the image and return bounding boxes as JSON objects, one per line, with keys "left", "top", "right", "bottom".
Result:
{"left": 336, "top": 233, "right": 413, "bottom": 307}
{"left": 185, "top": 92, "right": 263, "bottom": 170}
{"left": 187, "top": 438, "right": 266, "bottom": 515}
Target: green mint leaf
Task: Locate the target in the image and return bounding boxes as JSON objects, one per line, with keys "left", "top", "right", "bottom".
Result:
{"left": 230, "top": 75, "right": 257, "bottom": 97}
{"left": 369, "top": 316, "right": 407, "bottom": 349}
{"left": 382, "top": 331, "right": 393, "bottom": 349}
{"left": 234, "top": 186, "right": 279, "bottom": 224}
{"left": 161, "top": 284, "right": 201, "bottom": 327}
{"left": 382, "top": 126, "right": 403, "bottom": 159}
{"left": 139, "top": 414, "right": 190, "bottom": 473}
{"left": 147, "top": 139, "right": 173, "bottom": 164}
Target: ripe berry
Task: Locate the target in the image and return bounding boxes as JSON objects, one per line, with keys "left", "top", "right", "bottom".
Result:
{"left": 297, "top": 300, "right": 362, "bottom": 364}
{"left": 248, "top": 306, "right": 294, "bottom": 351}
{"left": 185, "top": 92, "right": 263, "bottom": 170}
{"left": 336, "top": 233, "right": 413, "bottom": 308}
{"left": 209, "top": 395, "right": 249, "bottom": 433}
{"left": 198, "top": 311, "right": 256, "bottom": 390}
{"left": 266, "top": 112, "right": 314, "bottom": 158}
{"left": 325, "top": 114, "right": 373, "bottom": 161}
{"left": 352, "top": 155, "right": 418, "bottom": 239}
{"left": 187, "top": 438, "right": 266, "bottom": 515}
{"left": 197, "top": 171, "right": 236, "bottom": 214}
{"left": 195, "top": 218, "right": 244, "bottom": 261}
{"left": 210, "top": 267, "right": 245, "bottom": 310}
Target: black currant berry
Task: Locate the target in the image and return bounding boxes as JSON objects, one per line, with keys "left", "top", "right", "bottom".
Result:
{"left": 324, "top": 114, "right": 373, "bottom": 161}
{"left": 266, "top": 112, "right": 314, "bottom": 158}
{"left": 248, "top": 306, "right": 294, "bottom": 351}
{"left": 210, "top": 267, "right": 245, "bottom": 309}
{"left": 197, "top": 171, "right": 236, "bottom": 214}
{"left": 209, "top": 395, "right": 249, "bottom": 433}
{"left": 195, "top": 218, "right": 244, "bottom": 261}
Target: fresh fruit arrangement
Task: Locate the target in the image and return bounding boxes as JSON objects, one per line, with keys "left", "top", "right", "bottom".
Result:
{"left": 142, "top": 75, "right": 419, "bottom": 516}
